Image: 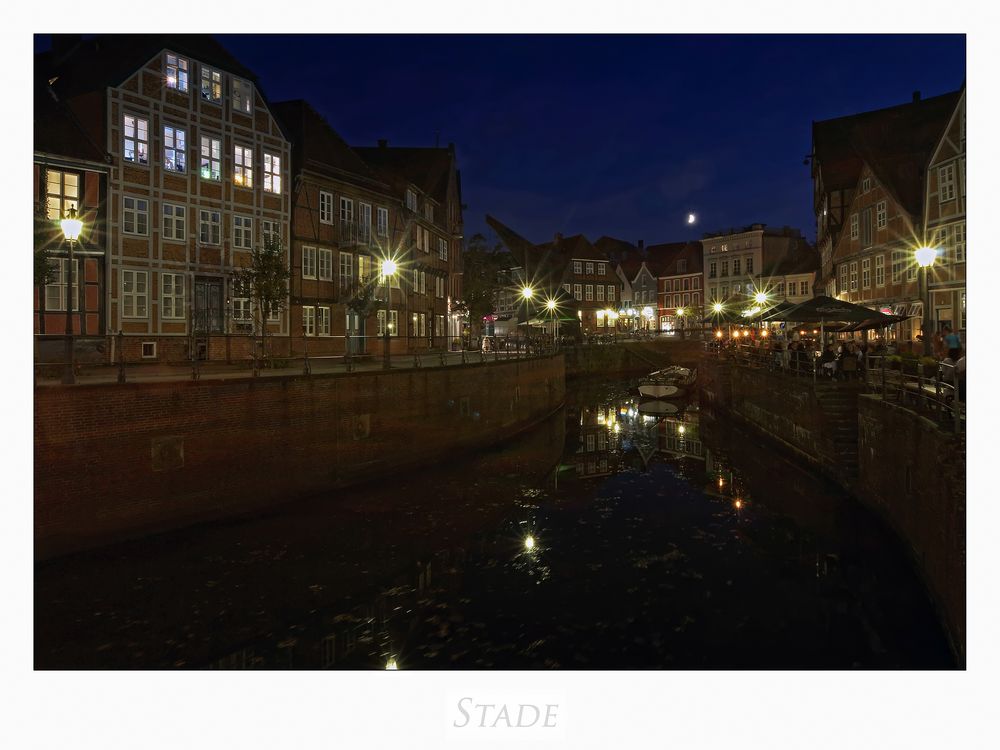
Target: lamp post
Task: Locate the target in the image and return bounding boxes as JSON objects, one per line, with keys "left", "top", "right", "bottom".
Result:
{"left": 381, "top": 258, "right": 397, "bottom": 370}
{"left": 676, "top": 307, "right": 686, "bottom": 340}
{"left": 60, "top": 207, "right": 83, "bottom": 385}
{"left": 546, "top": 299, "right": 557, "bottom": 349}
{"left": 520, "top": 285, "right": 533, "bottom": 350}
{"left": 914, "top": 246, "right": 937, "bottom": 357}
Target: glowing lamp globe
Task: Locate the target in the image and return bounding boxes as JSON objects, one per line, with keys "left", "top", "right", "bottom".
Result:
{"left": 546, "top": 299, "right": 556, "bottom": 311}
{"left": 754, "top": 291, "right": 768, "bottom": 305}
{"left": 914, "top": 247, "right": 937, "bottom": 268}
{"left": 381, "top": 259, "right": 397, "bottom": 277}
{"left": 61, "top": 208, "right": 83, "bottom": 241}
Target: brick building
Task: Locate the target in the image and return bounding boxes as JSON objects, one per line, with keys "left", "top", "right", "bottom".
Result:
{"left": 354, "top": 142, "right": 465, "bottom": 351}
{"left": 923, "top": 88, "right": 966, "bottom": 336}
{"left": 271, "top": 100, "right": 402, "bottom": 356}
{"left": 811, "top": 90, "right": 960, "bottom": 342}
{"left": 33, "top": 76, "right": 112, "bottom": 362}
{"left": 37, "top": 35, "right": 293, "bottom": 363}
{"left": 650, "top": 241, "right": 703, "bottom": 333}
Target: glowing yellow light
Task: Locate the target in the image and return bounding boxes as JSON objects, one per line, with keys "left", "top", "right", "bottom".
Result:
{"left": 718, "top": 477, "right": 724, "bottom": 489}
{"left": 678, "top": 425, "right": 686, "bottom": 435}
{"left": 385, "top": 657, "right": 398, "bottom": 670}
{"left": 761, "top": 329, "right": 769, "bottom": 337}
{"left": 914, "top": 246, "right": 937, "bottom": 268}
{"left": 734, "top": 499, "right": 743, "bottom": 510}
{"left": 381, "top": 259, "right": 398, "bottom": 277}
{"left": 676, "top": 307, "right": 685, "bottom": 316}
{"left": 524, "top": 535, "right": 535, "bottom": 551}
{"left": 742, "top": 330, "right": 749, "bottom": 337}
{"left": 60, "top": 208, "right": 83, "bottom": 241}
{"left": 521, "top": 286, "right": 534, "bottom": 300}
{"left": 613, "top": 422, "right": 620, "bottom": 433}
{"left": 713, "top": 302, "right": 724, "bottom": 313}
{"left": 546, "top": 299, "right": 557, "bottom": 311}
{"left": 715, "top": 330, "right": 723, "bottom": 339}
{"left": 754, "top": 291, "right": 768, "bottom": 304}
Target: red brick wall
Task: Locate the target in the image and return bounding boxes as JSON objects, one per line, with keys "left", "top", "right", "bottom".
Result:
{"left": 35, "top": 355, "right": 566, "bottom": 558}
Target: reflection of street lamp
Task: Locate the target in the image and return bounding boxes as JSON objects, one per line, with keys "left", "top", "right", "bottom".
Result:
{"left": 381, "top": 258, "right": 397, "bottom": 370}
{"left": 60, "top": 207, "right": 84, "bottom": 385}
{"left": 914, "top": 246, "right": 937, "bottom": 356}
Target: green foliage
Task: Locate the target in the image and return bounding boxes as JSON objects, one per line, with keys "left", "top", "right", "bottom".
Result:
{"left": 919, "top": 356, "right": 939, "bottom": 367}
{"left": 33, "top": 203, "right": 57, "bottom": 288}
{"left": 458, "top": 233, "right": 512, "bottom": 335}
{"left": 231, "top": 234, "right": 290, "bottom": 332}
{"left": 347, "top": 274, "right": 382, "bottom": 318}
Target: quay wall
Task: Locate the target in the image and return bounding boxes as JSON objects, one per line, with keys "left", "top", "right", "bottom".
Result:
{"left": 857, "top": 396, "right": 966, "bottom": 664}
{"left": 35, "top": 354, "right": 566, "bottom": 559}
{"left": 563, "top": 339, "right": 703, "bottom": 379}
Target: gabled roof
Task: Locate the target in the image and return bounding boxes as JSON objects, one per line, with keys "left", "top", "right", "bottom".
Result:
{"left": 645, "top": 241, "right": 702, "bottom": 276}
{"left": 353, "top": 144, "right": 456, "bottom": 204}
{"left": 594, "top": 236, "right": 637, "bottom": 263}
{"left": 271, "top": 100, "right": 381, "bottom": 185}
{"left": 34, "top": 79, "right": 108, "bottom": 164}
{"left": 812, "top": 90, "right": 961, "bottom": 199}
{"left": 761, "top": 242, "right": 819, "bottom": 277}
{"left": 39, "top": 34, "right": 262, "bottom": 100}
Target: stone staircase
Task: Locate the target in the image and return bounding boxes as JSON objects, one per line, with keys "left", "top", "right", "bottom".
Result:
{"left": 813, "top": 381, "right": 865, "bottom": 485}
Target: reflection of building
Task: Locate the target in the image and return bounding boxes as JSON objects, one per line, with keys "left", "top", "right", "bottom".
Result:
{"left": 568, "top": 405, "right": 623, "bottom": 479}
{"left": 657, "top": 411, "right": 704, "bottom": 460}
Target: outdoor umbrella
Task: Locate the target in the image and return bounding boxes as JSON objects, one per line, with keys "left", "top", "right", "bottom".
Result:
{"left": 762, "top": 295, "right": 895, "bottom": 351}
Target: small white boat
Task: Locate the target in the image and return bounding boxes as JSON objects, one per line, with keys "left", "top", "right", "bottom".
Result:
{"left": 638, "top": 366, "right": 697, "bottom": 400}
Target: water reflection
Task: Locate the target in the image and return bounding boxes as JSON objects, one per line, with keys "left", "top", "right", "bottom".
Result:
{"left": 35, "top": 376, "right": 954, "bottom": 669}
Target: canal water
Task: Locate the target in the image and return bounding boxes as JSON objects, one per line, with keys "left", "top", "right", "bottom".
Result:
{"left": 35, "top": 375, "right": 954, "bottom": 669}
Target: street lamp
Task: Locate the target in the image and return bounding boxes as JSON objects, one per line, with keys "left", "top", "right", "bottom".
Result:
{"left": 546, "top": 298, "right": 558, "bottom": 347}
{"left": 60, "top": 207, "right": 83, "bottom": 385}
{"left": 381, "top": 258, "right": 397, "bottom": 370}
{"left": 914, "top": 246, "right": 937, "bottom": 356}
{"left": 676, "top": 307, "right": 686, "bottom": 340}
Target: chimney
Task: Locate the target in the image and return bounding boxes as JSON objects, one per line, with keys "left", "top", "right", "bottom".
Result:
{"left": 912, "top": 90, "right": 921, "bottom": 103}
{"left": 377, "top": 139, "right": 388, "bottom": 149}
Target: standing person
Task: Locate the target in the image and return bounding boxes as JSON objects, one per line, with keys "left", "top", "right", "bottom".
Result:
{"left": 943, "top": 325, "right": 962, "bottom": 360}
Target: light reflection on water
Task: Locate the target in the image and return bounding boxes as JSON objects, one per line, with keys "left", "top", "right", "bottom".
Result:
{"left": 35, "top": 376, "right": 954, "bottom": 669}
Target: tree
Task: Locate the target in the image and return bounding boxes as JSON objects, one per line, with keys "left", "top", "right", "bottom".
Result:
{"left": 455, "top": 233, "right": 511, "bottom": 342}
{"left": 231, "top": 233, "right": 290, "bottom": 360}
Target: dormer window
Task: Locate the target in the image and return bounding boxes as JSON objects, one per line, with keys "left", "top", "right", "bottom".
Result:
{"left": 200, "top": 66, "right": 223, "bottom": 103}
{"left": 165, "top": 53, "right": 188, "bottom": 92}
{"left": 232, "top": 78, "right": 253, "bottom": 115}
{"left": 406, "top": 189, "right": 417, "bottom": 212}
{"left": 862, "top": 177, "right": 871, "bottom": 193}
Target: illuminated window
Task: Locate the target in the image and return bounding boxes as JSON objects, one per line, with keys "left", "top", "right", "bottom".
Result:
{"left": 317, "top": 306, "right": 331, "bottom": 336}
{"left": 302, "top": 246, "right": 316, "bottom": 279}
{"left": 438, "top": 237, "right": 448, "bottom": 260}
{"left": 123, "top": 114, "right": 148, "bottom": 165}
{"left": 232, "top": 78, "right": 253, "bottom": 115}
{"left": 234, "top": 145, "right": 253, "bottom": 188}
{"left": 377, "top": 310, "right": 399, "bottom": 336}
{"left": 161, "top": 273, "right": 185, "bottom": 319}
{"left": 163, "top": 125, "right": 186, "bottom": 172}
{"left": 162, "top": 203, "right": 186, "bottom": 241}
{"left": 302, "top": 306, "right": 315, "bottom": 336}
{"left": 121, "top": 269, "right": 148, "bottom": 318}
{"left": 123, "top": 196, "right": 148, "bottom": 235}
{"left": 199, "top": 209, "right": 220, "bottom": 245}
{"left": 233, "top": 215, "right": 253, "bottom": 250}
{"left": 263, "top": 153, "right": 281, "bottom": 194}
{"left": 200, "top": 66, "right": 223, "bottom": 103}
{"left": 200, "top": 136, "right": 221, "bottom": 181}
{"left": 165, "top": 53, "right": 188, "bottom": 92}
{"left": 45, "top": 169, "right": 79, "bottom": 220}
{"left": 849, "top": 261, "right": 858, "bottom": 291}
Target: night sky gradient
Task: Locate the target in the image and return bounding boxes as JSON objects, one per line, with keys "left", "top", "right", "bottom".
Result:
{"left": 39, "top": 34, "right": 966, "bottom": 246}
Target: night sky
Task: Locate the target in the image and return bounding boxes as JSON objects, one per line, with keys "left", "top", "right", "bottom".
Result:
{"left": 38, "top": 34, "right": 966, "bottom": 246}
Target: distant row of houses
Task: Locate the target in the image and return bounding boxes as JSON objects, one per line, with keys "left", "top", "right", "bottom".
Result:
{"left": 34, "top": 34, "right": 464, "bottom": 364}
{"left": 488, "top": 86, "right": 966, "bottom": 343}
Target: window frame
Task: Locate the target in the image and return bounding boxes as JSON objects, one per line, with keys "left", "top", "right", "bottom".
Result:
{"left": 319, "top": 191, "right": 334, "bottom": 224}
{"left": 233, "top": 215, "right": 253, "bottom": 250}
{"left": 318, "top": 247, "right": 333, "bottom": 281}
{"left": 199, "top": 134, "right": 222, "bottom": 181}
{"left": 263, "top": 153, "right": 281, "bottom": 194}
{"left": 45, "top": 169, "right": 80, "bottom": 221}
{"left": 160, "top": 272, "right": 185, "bottom": 320}
{"left": 876, "top": 200, "right": 887, "bottom": 229}
{"left": 44, "top": 258, "right": 79, "bottom": 312}
{"left": 123, "top": 195, "right": 149, "bottom": 236}
{"left": 200, "top": 65, "right": 223, "bottom": 104}
{"left": 162, "top": 203, "right": 186, "bottom": 242}
{"left": 163, "top": 124, "right": 187, "bottom": 173}
{"left": 121, "top": 269, "right": 149, "bottom": 319}
{"left": 302, "top": 246, "right": 317, "bottom": 280}
{"left": 165, "top": 53, "right": 189, "bottom": 92}
{"left": 199, "top": 209, "right": 221, "bottom": 246}
{"left": 234, "top": 144, "right": 253, "bottom": 189}
{"left": 232, "top": 77, "right": 254, "bottom": 116}
{"left": 122, "top": 113, "right": 149, "bottom": 166}
{"left": 939, "top": 164, "right": 956, "bottom": 202}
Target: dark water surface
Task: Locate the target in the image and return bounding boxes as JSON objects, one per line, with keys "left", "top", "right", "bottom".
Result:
{"left": 35, "top": 376, "right": 954, "bottom": 669}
